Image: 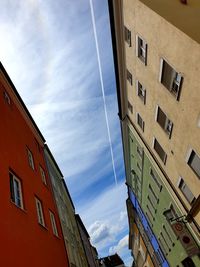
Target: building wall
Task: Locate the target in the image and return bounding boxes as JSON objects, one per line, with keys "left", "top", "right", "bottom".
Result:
{"left": 124, "top": 0, "right": 200, "bottom": 221}
{"left": 0, "top": 66, "right": 68, "bottom": 267}
{"left": 109, "top": 0, "right": 200, "bottom": 266}
{"left": 127, "top": 124, "right": 200, "bottom": 266}
{"left": 76, "top": 215, "right": 97, "bottom": 267}
{"left": 44, "top": 147, "right": 88, "bottom": 267}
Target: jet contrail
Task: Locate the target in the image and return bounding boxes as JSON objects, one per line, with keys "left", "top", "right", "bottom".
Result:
{"left": 89, "top": 0, "right": 118, "bottom": 186}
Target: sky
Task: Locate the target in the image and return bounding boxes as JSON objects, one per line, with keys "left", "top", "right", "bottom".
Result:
{"left": 0, "top": 0, "right": 132, "bottom": 265}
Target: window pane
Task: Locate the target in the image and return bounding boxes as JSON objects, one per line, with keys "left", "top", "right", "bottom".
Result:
{"left": 161, "top": 61, "right": 175, "bottom": 90}
{"left": 154, "top": 139, "right": 167, "bottom": 163}
{"left": 189, "top": 151, "right": 200, "bottom": 178}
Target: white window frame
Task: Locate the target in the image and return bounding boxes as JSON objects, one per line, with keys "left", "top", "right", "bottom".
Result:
{"left": 155, "top": 105, "right": 173, "bottom": 137}
{"left": 49, "top": 211, "right": 58, "bottom": 236}
{"left": 35, "top": 197, "right": 45, "bottom": 226}
{"left": 10, "top": 172, "right": 24, "bottom": 209}
{"left": 27, "top": 148, "right": 34, "bottom": 170}
{"left": 136, "top": 35, "right": 147, "bottom": 65}
{"left": 3, "top": 91, "right": 11, "bottom": 105}
{"left": 40, "top": 166, "right": 47, "bottom": 185}
{"left": 177, "top": 177, "right": 196, "bottom": 204}
{"left": 159, "top": 58, "right": 183, "bottom": 100}
{"left": 136, "top": 80, "right": 146, "bottom": 104}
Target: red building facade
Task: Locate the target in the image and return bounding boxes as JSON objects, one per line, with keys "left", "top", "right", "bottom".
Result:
{"left": 0, "top": 63, "right": 69, "bottom": 267}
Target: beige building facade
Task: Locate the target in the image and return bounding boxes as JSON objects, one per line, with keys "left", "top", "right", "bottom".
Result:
{"left": 109, "top": 0, "right": 200, "bottom": 266}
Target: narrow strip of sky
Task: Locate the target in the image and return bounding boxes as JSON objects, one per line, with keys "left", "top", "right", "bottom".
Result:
{"left": 89, "top": 0, "right": 118, "bottom": 186}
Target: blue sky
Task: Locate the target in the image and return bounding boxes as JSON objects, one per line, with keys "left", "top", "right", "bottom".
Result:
{"left": 0, "top": 0, "right": 131, "bottom": 265}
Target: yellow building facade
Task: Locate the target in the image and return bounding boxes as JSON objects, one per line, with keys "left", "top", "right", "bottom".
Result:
{"left": 109, "top": 0, "right": 200, "bottom": 266}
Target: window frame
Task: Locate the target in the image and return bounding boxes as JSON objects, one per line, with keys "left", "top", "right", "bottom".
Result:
{"left": 155, "top": 105, "right": 173, "bottom": 138}
{"left": 150, "top": 168, "right": 162, "bottom": 191}
{"left": 127, "top": 69, "right": 133, "bottom": 85}
{"left": 153, "top": 138, "right": 167, "bottom": 164}
{"left": 128, "top": 101, "right": 133, "bottom": 113}
{"left": 137, "top": 113, "right": 145, "bottom": 132}
{"left": 49, "top": 210, "right": 59, "bottom": 237}
{"left": 27, "top": 148, "right": 35, "bottom": 170}
{"left": 136, "top": 81, "right": 146, "bottom": 104}
{"left": 186, "top": 149, "right": 200, "bottom": 179}
{"left": 177, "top": 177, "right": 196, "bottom": 204}
{"left": 35, "top": 197, "right": 45, "bottom": 227}
{"left": 159, "top": 58, "right": 183, "bottom": 100}
{"left": 3, "top": 90, "right": 11, "bottom": 105}
{"left": 124, "top": 26, "right": 131, "bottom": 47}
{"left": 136, "top": 35, "right": 147, "bottom": 65}
{"left": 39, "top": 165, "right": 47, "bottom": 185}
{"left": 10, "top": 172, "right": 24, "bottom": 209}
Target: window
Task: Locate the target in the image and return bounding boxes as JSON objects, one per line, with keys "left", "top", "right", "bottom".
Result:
{"left": 35, "top": 138, "right": 41, "bottom": 153}
{"left": 182, "top": 257, "right": 196, "bottom": 267}
{"left": 3, "top": 91, "right": 11, "bottom": 105}
{"left": 10, "top": 172, "right": 24, "bottom": 209}
{"left": 187, "top": 150, "right": 200, "bottom": 178}
{"left": 127, "top": 69, "right": 132, "bottom": 85}
{"left": 150, "top": 168, "right": 162, "bottom": 191}
{"left": 153, "top": 138, "right": 167, "bottom": 164}
{"left": 156, "top": 106, "right": 173, "bottom": 137}
{"left": 137, "top": 113, "right": 144, "bottom": 132}
{"left": 160, "top": 59, "right": 183, "bottom": 100}
{"left": 136, "top": 35, "right": 147, "bottom": 65}
{"left": 137, "top": 81, "right": 146, "bottom": 104}
{"left": 149, "top": 184, "right": 159, "bottom": 203}
{"left": 128, "top": 101, "right": 133, "bottom": 113}
{"left": 124, "top": 26, "right": 131, "bottom": 47}
{"left": 137, "top": 162, "right": 142, "bottom": 172}
{"left": 35, "top": 197, "right": 45, "bottom": 226}
{"left": 40, "top": 166, "right": 47, "bottom": 185}
{"left": 27, "top": 148, "right": 34, "bottom": 170}
{"left": 137, "top": 145, "right": 143, "bottom": 158}
{"left": 49, "top": 211, "right": 58, "bottom": 236}
{"left": 177, "top": 177, "right": 196, "bottom": 204}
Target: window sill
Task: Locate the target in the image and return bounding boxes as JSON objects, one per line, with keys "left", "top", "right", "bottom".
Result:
{"left": 10, "top": 200, "right": 27, "bottom": 214}
{"left": 38, "top": 222, "right": 48, "bottom": 231}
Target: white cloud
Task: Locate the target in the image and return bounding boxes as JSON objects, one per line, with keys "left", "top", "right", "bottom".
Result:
{"left": 109, "top": 235, "right": 129, "bottom": 255}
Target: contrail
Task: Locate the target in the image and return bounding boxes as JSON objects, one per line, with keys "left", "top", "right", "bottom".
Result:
{"left": 89, "top": 0, "right": 118, "bottom": 186}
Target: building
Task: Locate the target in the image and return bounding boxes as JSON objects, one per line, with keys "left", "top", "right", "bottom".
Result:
{"left": 99, "top": 254, "right": 125, "bottom": 267}
{"left": 0, "top": 62, "right": 69, "bottom": 267}
{"left": 44, "top": 145, "right": 89, "bottom": 267}
{"left": 76, "top": 214, "right": 99, "bottom": 267}
{"left": 108, "top": 0, "right": 200, "bottom": 266}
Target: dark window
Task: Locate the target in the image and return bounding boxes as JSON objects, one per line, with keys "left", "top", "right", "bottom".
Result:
{"left": 124, "top": 26, "right": 131, "bottom": 47}
{"left": 160, "top": 59, "right": 183, "bottom": 100}
{"left": 128, "top": 101, "right": 133, "bottom": 113}
{"left": 182, "top": 257, "right": 196, "bottom": 267}
{"left": 137, "top": 113, "right": 144, "bottom": 132}
{"left": 127, "top": 69, "right": 132, "bottom": 85}
{"left": 188, "top": 150, "right": 200, "bottom": 178}
{"left": 153, "top": 138, "right": 167, "bottom": 164}
{"left": 156, "top": 106, "right": 173, "bottom": 137}
{"left": 178, "top": 177, "right": 196, "bottom": 204}
{"left": 10, "top": 172, "right": 23, "bottom": 209}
